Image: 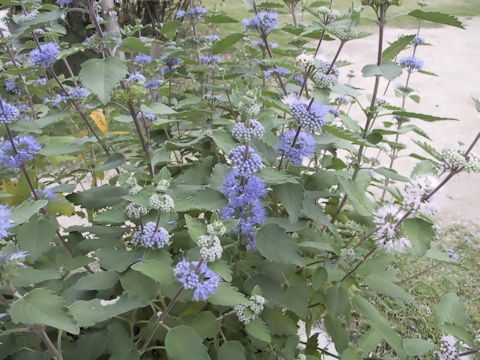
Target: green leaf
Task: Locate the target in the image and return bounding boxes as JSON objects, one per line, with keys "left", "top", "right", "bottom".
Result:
{"left": 39, "top": 142, "right": 84, "bottom": 156}
{"left": 11, "top": 268, "right": 61, "bottom": 287}
{"left": 93, "top": 153, "right": 125, "bottom": 172}
{"left": 10, "top": 200, "right": 48, "bottom": 225}
{"left": 392, "top": 111, "right": 456, "bottom": 122}
{"left": 338, "top": 177, "right": 374, "bottom": 217}
{"left": 183, "top": 311, "right": 220, "bottom": 339}
{"left": 9, "top": 288, "right": 79, "bottom": 334}
{"left": 324, "top": 314, "right": 349, "bottom": 353}
{"left": 165, "top": 325, "right": 211, "bottom": 360}
{"left": 353, "top": 296, "right": 406, "bottom": 359}
{"left": 402, "top": 218, "right": 434, "bottom": 255}
{"left": 408, "top": 10, "right": 465, "bottom": 29}
{"left": 212, "top": 33, "right": 244, "bottom": 55}
{"left": 118, "top": 37, "right": 150, "bottom": 54}
{"left": 362, "top": 62, "right": 403, "bottom": 81}
{"left": 325, "top": 286, "right": 349, "bottom": 317}
{"left": 79, "top": 57, "right": 128, "bottom": 104}
{"left": 374, "top": 167, "right": 409, "bottom": 182}
{"left": 15, "top": 217, "right": 57, "bottom": 261}
{"left": 435, "top": 292, "right": 469, "bottom": 328}
{"left": 140, "top": 102, "right": 177, "bottom": 115}
{"left": 364, "top": 274, "right": 414, "bottom": 302}
{"left": 257, "top": 168, "right": 299, "bottom": 185}
{"left": 255, "top": 224, "right": 304, "bottom": 266}
{"left": 131, "top": 259, "right": 175, "bottom": 286}
{"left": 74, "top": 271, "right": 119, "bottom": 291}
{"left": 275, "top": 183, "right": 304, "bottom": 223}
{"left": 158, "top": 20, "right": 181, "bottom": 39}
{"left": 382, "top": 35, "right": 416, "bottom": 63}
{"left": 403, "top": 338, "right": 434, "bottom": 356}
{"left": 341, "top": 348, "right": 362, "bottom": 360}
{"left": 208, "top": 283, "right": 250, "bottom": 306}
{"left": 217, "top": 341, "right": 246, "bottom": 360}
{"left": 70, "top": 295, "right": 149, "bottom": 327}
{"left": 66, "top": 185, "right": 128, "bottom": 209}
{"left": 120, "top": 269, "right": 159, "bottom": 301}
{"left": 473, "top": 97, "right": 480, "bottom": 113}
{"left": 208, "top": 260, "right": 232, "bottom": 282}
{"left": 208, "top": 131, "right": 237, "bottom": 153}
{"left": 185, "top": 214, "right": 206, "bottom": 244}
{"left": 95, "top": 248, "right": 144, "bottom": 272}
{"left": 205, "top": 15, "right": 238, "bottom": 23}
{"left": 245, "top": 318, "right": 271, "bottom": 343}
{"left": 174, "top": 188, "right": 227, "bottom": 211}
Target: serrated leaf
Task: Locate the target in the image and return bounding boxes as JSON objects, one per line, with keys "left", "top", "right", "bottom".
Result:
{"left": 11, "top": 268, "right": 61, "bottom": 287}
{"left": 79, "top": 57, "right": 128, "bottom": 104}
{"left": 131, "top": 259, "right": 174, "bottom": 286}
{"left": 165, "top": 325, "right": 211, "bottom": 360}
{"left": 66, "top": 185, "right": 127, "bottom": 209}
{"left": 245, "top": 318, "right": 271, "bottom": 343}
{"left": 10, "top": 200, "right": 48, "bottom": 225}
{"left": 325, "top": 286, "right": 349, "bottom": 317}
{"left": 435, "top": 292, "right": 468, "bottom": 328}
{"left": 408, "top": 10, "right": 465, "bottom": 29}
{"left": 402, "top": 218, "right": 434, "bottom": 256}
{"left": 403, "top": 338, "right": 434, "bottom": 356}
{"left": 338, "top": 177, "right": 374, "bottom": 217}
{"left": 140, "top": 102, "right": 176, "bottom": 115}
{"left": 74, "top": 271, "right": 119, "bottom": 290}
{"left": 382, "top": 35, "right": 416, "bottom": 63}
{"left": 217, "top": 341, "right": 246, "bottom": 360}
{"left": 275, "top": 183, "right": 303, "bottom": 223}
{"left": 118, "top": 37, "right": 150, "bottom": 54}
{"left": 257, "top": 168, "right": 299, "bottom": 185}
{"left": 9, "top": 288, "right": 79, "bottom": 334}
{"left": 15, "top": 217, "right": 57, "bottom": 261}
{"left": 208, "top": 283, "right": 250, "bottom": 306}
{"left": 362, "top": 62, "right": 402, "bottom": 81}
{"left": 255, "top": 224, "right": 304, "bottom": 266}
{"left": 212, "top": 33, "right": 244, "bottom": 55}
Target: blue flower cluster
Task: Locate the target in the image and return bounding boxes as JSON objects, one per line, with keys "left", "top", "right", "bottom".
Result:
{"left": 133, "top": 222, "right": 170, "bottom": 249}
{"left": 199, "top": 55, "right": 221, "bottom": 65}
{"left": 0, "top": 135, "right": 41, "bottom": 168}
{"left": 69, "top": 86, "right": 90, "bottom": 99}
{"left": 5, "top": 79, "right": 23, "bottom": 94}
{"left": 243, "top": 12, "right": 278, "bottom": 32}
{"left": 56, "top": 0, "right": 72, "bottom": 6}
{"left": 176, "top": 7, "right": 207, "bottom": 19}
{"left": 0, "top": 205, "right": 13, "bottom": 241}
{"left": 328, "top": 108, "right": 340, "bottom": 117}
{"left": 264, "top": 67, "right": 291, "bottom": 78}
{"left": 145, "top": 78, "right": 162, "bottom": 89}
{"left": 203, "top": 34, "right": 220, "bottom": 42}
{"left": 162, "top": 57, "right": 183, "bottom": 75}
{"left": 399, "top": 56, "right": 424, "bottom": 71}
{"left": 251, "top": 40, "right": 278, "bottom": 48}
{"left": 278, "top": 129, "right": 315, "bottom": 165}
{"left": 335, "top": 95, "right": 350, "bottom": 105}
{"left": 411, "top": 36, "right": 425, "bottom": 46}
{"left": 228, "top": 145, "right": 264, "bottom": 177}
{"left": 134, "top": 54, "right": 152, "bottom": 65}
{"left": 231, "top": 120, "right": 265, "bottom": 142}
{"left": 30, "top": 43, "right": 60, "bottom": 68}
{"left": 221, "top": 169, "right": 267, "bottom": 244}
{"left": 290, "top": 99, "right": 327, "bottom": 132}
{"left": 174, "top": 259, "right": 220, "bottom": 301}
{"left": 33, "top": 78, "right": 47, "bottom": 87}
{"left": 127, "top": 72, "right": 146, "bottom": 82}
{"left": 0, "top": 100, "right": 19, "bottom": 123}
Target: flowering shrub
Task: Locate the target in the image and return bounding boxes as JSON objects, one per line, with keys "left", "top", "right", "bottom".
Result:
{"left": 0, "top": 0, "right": 479, "bottom": 359}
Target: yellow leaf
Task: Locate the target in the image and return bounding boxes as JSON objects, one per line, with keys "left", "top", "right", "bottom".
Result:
{"left": 90, "top": 110, "right": 108, "bottom": 134}
{"left": 112, "top": 131, "right": 129, "bottom": 135}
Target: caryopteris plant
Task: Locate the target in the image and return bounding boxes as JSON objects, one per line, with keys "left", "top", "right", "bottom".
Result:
{"left": 0, "top": 0, "right": 479, "bottom": 358}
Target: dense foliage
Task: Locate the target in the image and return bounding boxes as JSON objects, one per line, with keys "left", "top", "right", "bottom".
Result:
{"left": 0, "top": 0, "right": 479, "bottom": 359}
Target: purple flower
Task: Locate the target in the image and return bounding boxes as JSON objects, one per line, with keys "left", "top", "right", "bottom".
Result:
{"left": 127, "top": 72, "right": 146, "bottom": 83}
{"left": 137, "top": 112, "right": 156, "bottom": 121}
{"left": 243, "top": 12, "right": 278, "bottom": 32}
{"left": 145, "top": 78, "right": 162, "bottom": 89}
{"left": 251, "top": 40, "right": 278, "bottom": 48}
{"left": 162, "top": 57, "right": 183, "bottom": 75}
{"left": 447, "top": 249, "right": 459, "bottom": 260}
{"left": 228, "top": 145, "right": 264, "bottom": 177}
{"left": 278, "top": 129, "right": 315, "bottom": 165}
{"left": 0, "top": 205, "right": 13, "bottom": 241}
{"left": 176, "top": 7, "right": 207, "bottom": 19}
{"left": 133, "top": 222, "right": 170, "bottom": 249}
{"left": 0, "top": 135, "right": 41, "bottom": 168}
{"left": 335, "top": 96, "right": 350, "bottom": 105}
{"left": 199, "top": 55, "right": 220, "bottom": 65}
{"left": 30, "top": 43, "right": 60, "bottom": 68}
{"left": 411, "top": 36, "right": 425, "bottom": 46}
{"left": 174, "top": 259, "right": 220, "bottom": 301}
{"left": 399, "top": 56, "right": 424, "bottom": 71}
{"left": 5, "top": 80, "right": 17, "bottom": 93}
{"left": 56, "top": 0, "right": 72, "bottom": 6}
{"left": 69, "top": 86, "right": 90, "bottom": 99}
{"left": 221, "top": 169, "right": 267, "bottom": 241}
{"left": 51, "top": 94, "right": 67, "bottom": 107}
{"left": 135, "top": 54, "right": 152, "bottom": 65}
{"left": 33, "top": 78, "right": 47, "bottom": 87}
{"left": 35, "top": 187, "right": 56, "bottom": 200}
{"left": 203, "top": 34, "right": 220, "bottom": 42}
{"left": 232, "top": 120, "right": 265, "bottom": 142}
{"left": 290, "top": 99, "right": 327, "bottom": 132}
{"left": 264, "top": 67, "right": 291, "bottom": 78}
{"left": 0, "top": 100, "right": 19, "bottom": 123}
{"left": 328, "top": 108, "right": 340, "bottom": 117}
